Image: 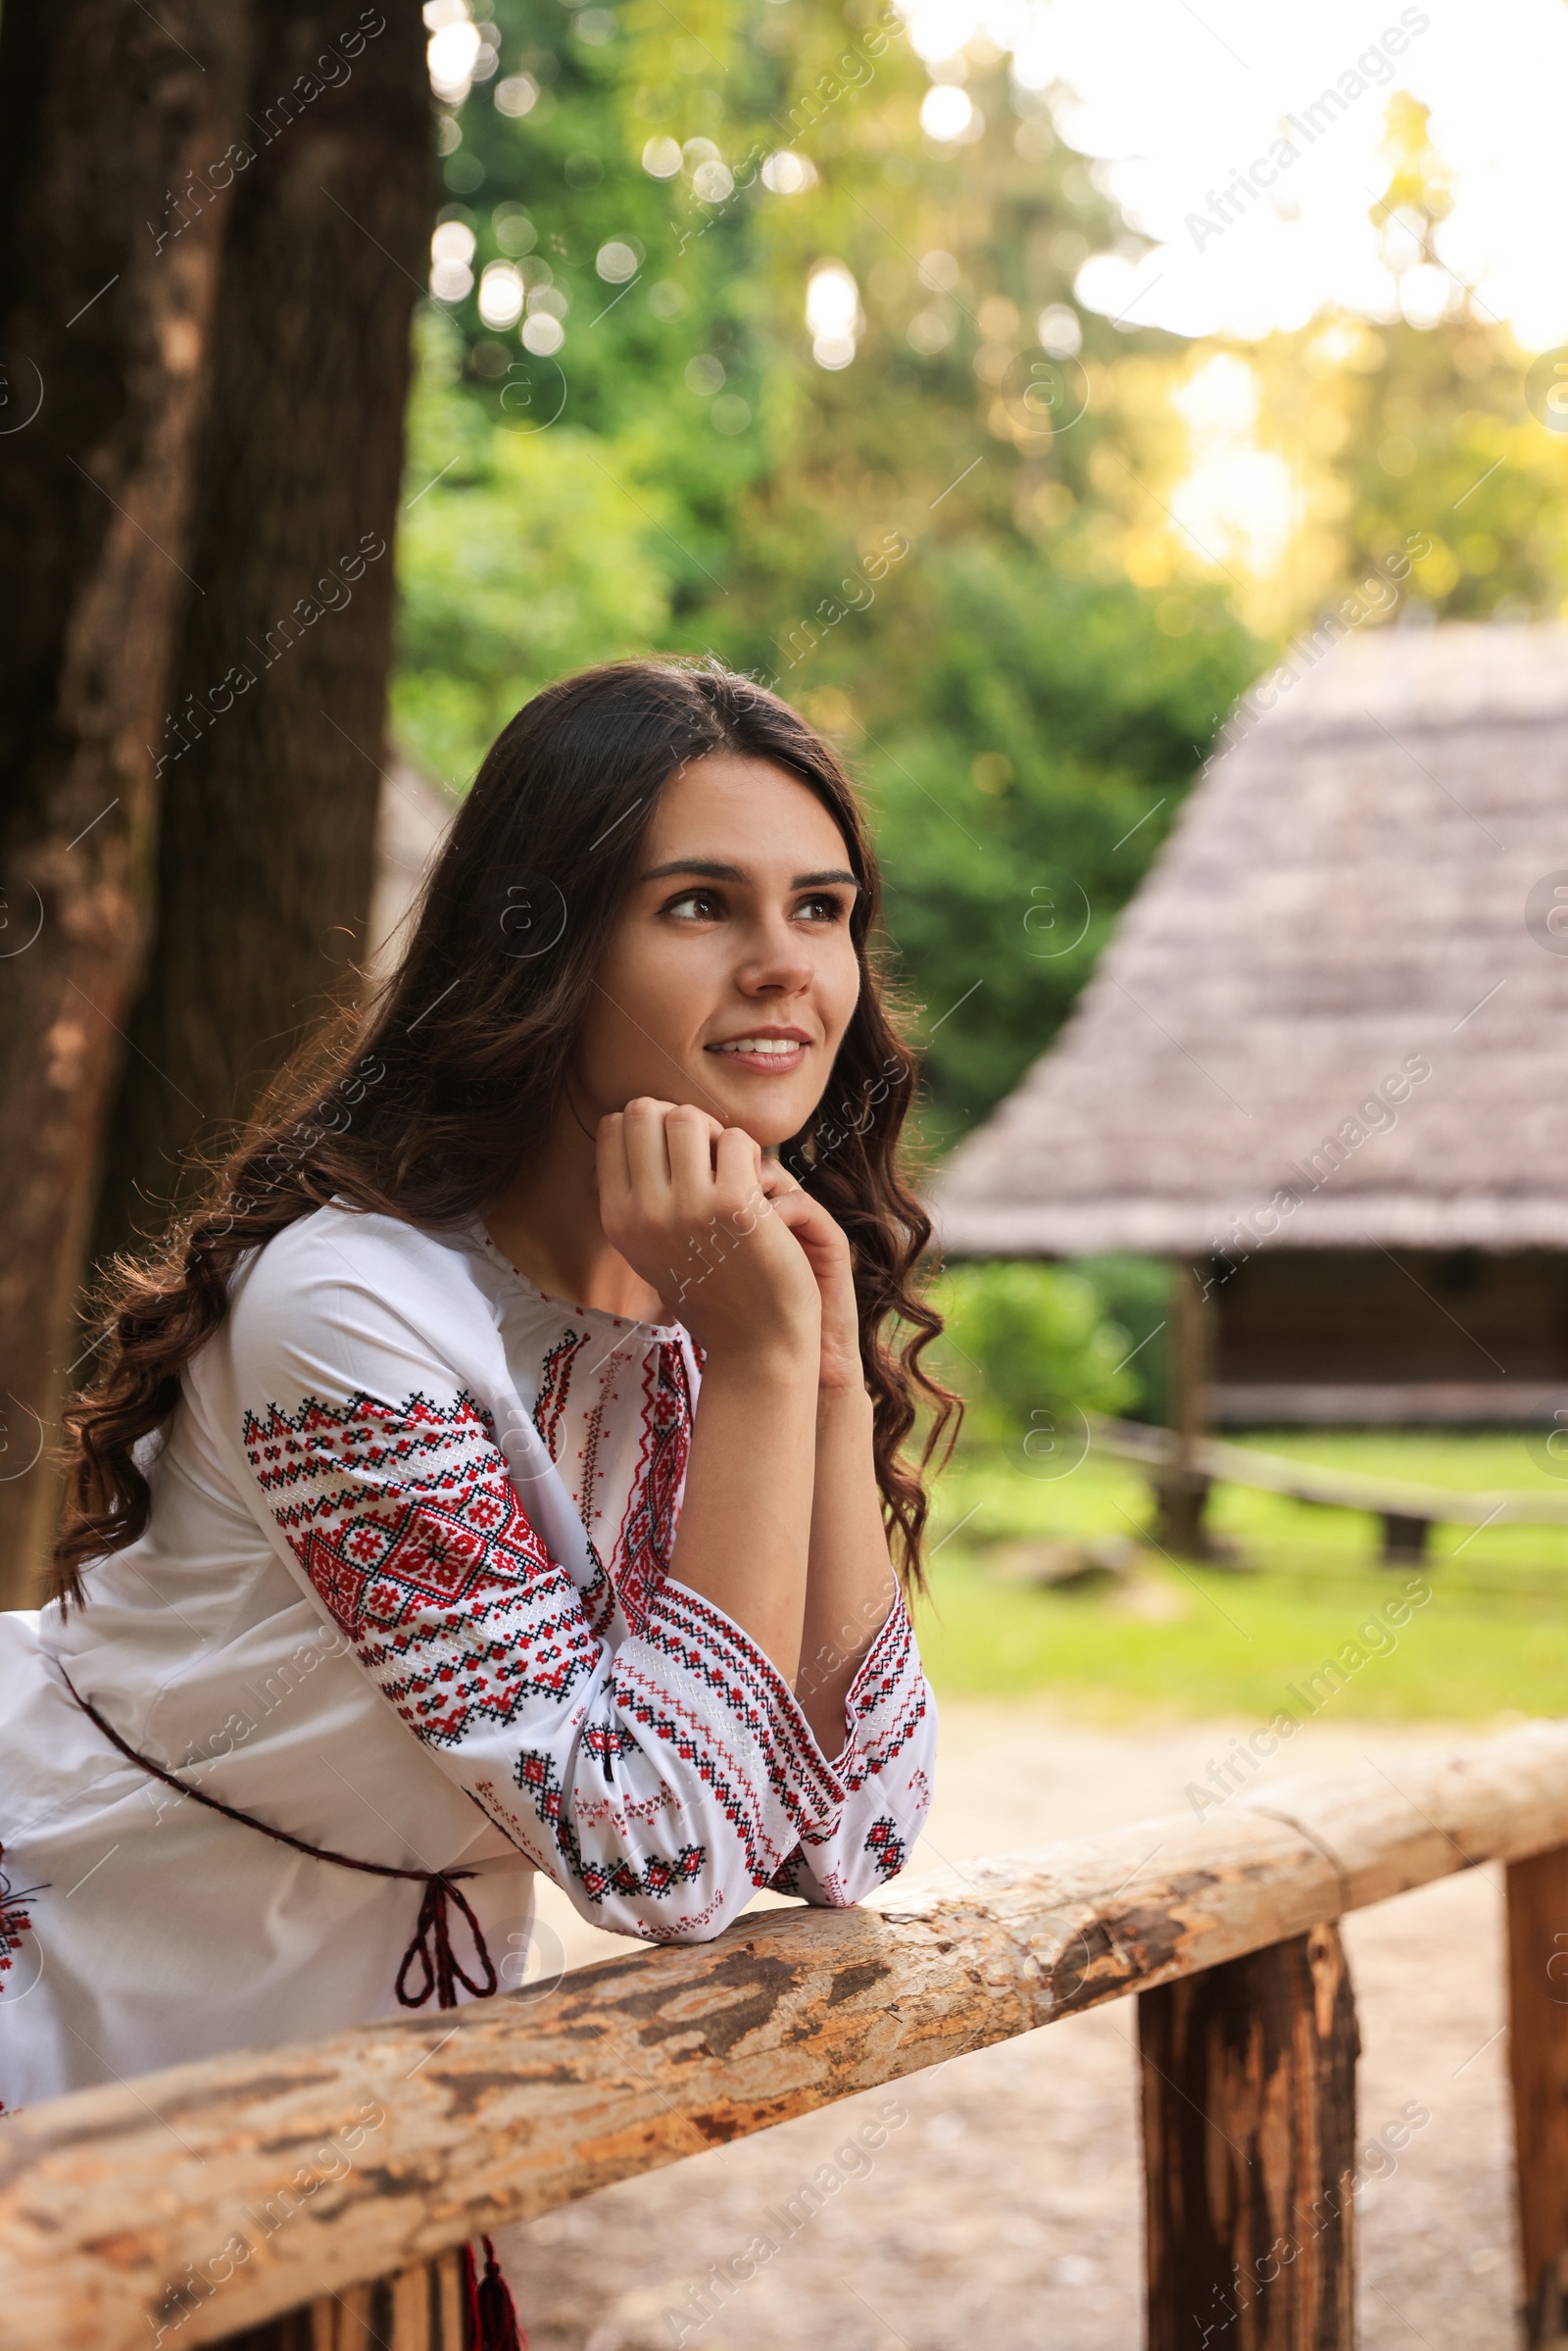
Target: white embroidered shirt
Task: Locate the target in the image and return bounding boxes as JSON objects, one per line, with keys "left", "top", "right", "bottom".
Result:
{"left": 0, "top": 1204, "right": 936, "bottom": 2106}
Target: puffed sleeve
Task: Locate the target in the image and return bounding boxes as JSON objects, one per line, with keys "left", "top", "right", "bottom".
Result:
{"left": 765, "top": 1589, "right": 937, "bottom": 1906}
{"left": 224, "top": 1246, "right": 853, "bottom": 1945}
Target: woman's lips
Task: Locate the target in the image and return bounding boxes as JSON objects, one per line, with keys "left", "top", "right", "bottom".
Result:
{"left": 705, "top": 1035, "right": 809, "bottom": 1075}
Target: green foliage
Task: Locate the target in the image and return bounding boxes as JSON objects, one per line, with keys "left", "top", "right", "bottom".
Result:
{"left": 1341, "top": 96, "right": 1568, "bottom": 619}
{"left": 929, "top": 1259, "right": 1137, "bottom": 1443}
{"left": 1240, "top": 99, "right": 1568, "bottom": 636}
{"left": 852, "top": 548, "right": 1254, "bottom": 1136}
{"left": 393, "top": 0, "right": 1265, "bottom": 1137}
{"left": 1072, "top": 1253, "right": 1172, "bottom": 1423}
{"left": 395, "top": 321, "right": 670, "bottom": 784}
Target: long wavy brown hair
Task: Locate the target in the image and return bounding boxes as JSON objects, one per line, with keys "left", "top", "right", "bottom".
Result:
{"left": 56, "top": 659, "right": 958, "bottom": 1604}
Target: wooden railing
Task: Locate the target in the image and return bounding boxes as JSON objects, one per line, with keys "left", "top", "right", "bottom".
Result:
{"left": 7, "top": 1723, "right": 1568, "bottom": 2351}
{"left": 1095, "top": 1413, "right": 1568, "bottom": 1564}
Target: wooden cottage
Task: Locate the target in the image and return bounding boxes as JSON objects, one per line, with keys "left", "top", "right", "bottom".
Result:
{"left": 931, "top": 621, "right": 1568, "bottom": 1430}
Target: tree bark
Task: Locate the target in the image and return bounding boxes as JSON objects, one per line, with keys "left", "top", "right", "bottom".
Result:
{"left": 0, "top": 1, "right": 251, "bottom": 1605}
{"left": 1140, "top": 1923, "right": 1359, "bottom": 2351}
{"left": 89, "top": 1, "right": 433, "bottom": 1271}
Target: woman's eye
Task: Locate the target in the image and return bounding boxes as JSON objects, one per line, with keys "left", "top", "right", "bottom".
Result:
{"left": 795, "top": 893, "right": 848, "bottom": 923}
{"left": 664, "top": 889, "right": 723, "bottom": 921}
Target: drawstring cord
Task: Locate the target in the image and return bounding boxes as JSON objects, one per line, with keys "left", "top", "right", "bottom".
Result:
{"left": 61, "top": 1667, "right": 525, "bottom": 2347}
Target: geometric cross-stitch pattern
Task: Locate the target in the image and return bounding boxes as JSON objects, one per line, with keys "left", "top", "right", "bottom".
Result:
{"left": 609, "top": 1341, "right": 694, "bottom": 1639}
{"left": 239, "top": 1344, "right": 937, "bottom": 1937}
{"left": 528, "top": 1318, "right": 694, "bottom": 1642}
{"left": 862, "top": 1815, "right": 906, "bottom": 1880}
{"left": 243, "top": 1389, "right": 602, "bottom": 1748}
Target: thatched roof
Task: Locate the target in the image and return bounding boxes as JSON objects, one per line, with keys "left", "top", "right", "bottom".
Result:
{"left": 932, "top": 621, "right": 1568, "bottom": 1257}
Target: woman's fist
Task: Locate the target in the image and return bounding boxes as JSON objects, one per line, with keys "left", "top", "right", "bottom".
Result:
{"left": 754, "top": 1160, "right": 864, "bottom": 1396}
{"left": 596, "top": 1099, "right": 820, "bottom": 1364}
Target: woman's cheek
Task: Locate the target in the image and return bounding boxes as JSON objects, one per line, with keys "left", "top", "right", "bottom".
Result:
{"left": 820, "top": 932, "right": 862, "bottom": 1049}
{"left": 580, "top": 923, "right": 721, "bottom": 1108}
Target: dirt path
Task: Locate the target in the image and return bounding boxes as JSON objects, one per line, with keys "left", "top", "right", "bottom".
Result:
{"left": 504, "top": 1703, "right": 1525, "bottom": 2350}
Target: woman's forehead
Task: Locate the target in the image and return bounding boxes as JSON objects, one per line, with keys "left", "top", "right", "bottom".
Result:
{"left": 643, "top": 752, "right": 853, "bottom": 871}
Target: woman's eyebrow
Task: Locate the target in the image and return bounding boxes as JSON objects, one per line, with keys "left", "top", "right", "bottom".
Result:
{"left": 638, "top": 857, "right": 747, "bottom": 884}
{"left": 636, "top": 858, "right": 858, "bottom": 888}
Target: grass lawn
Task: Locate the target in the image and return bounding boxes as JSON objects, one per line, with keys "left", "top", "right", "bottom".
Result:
{"left": 913, "top": 1429, "right": 1568, "bottom": 1722}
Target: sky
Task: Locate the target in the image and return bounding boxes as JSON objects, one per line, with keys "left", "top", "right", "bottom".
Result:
{"left": 898, "top": 0, "right": 1568, "bottom": 353}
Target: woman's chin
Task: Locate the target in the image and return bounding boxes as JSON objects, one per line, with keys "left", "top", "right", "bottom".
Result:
{"left": 723, "top": 1111, "right": 802, "bottom": 1151}
{"left": 704, "top": 1086, "right": 811, "bottom": 1150}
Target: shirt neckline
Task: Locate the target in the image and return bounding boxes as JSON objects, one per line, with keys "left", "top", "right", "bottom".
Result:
{"left": 466, "top": 1219, "right": 685, "bottom": 1347}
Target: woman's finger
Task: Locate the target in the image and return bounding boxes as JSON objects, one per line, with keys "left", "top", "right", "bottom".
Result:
{"left": 755, "top": 1158, "right": 841, "bottom": 1240}
{"left": 766, "top": 1184, "right": 850, "bottom": 1265}
{"left": 620, "top": 1095, "right": 675, "bottom": 1201}
{"left": 756, "top": 1156, "right": 802, "bottom": 1200}
{"left": 712, "top": 1123, "right": 763, "bottom": 1217}
{"left": 664, "top": 1102, "right": 717, "bottom": 1209}
{"left": 595, "top": 1111, "right": 632, "bottom": 1215}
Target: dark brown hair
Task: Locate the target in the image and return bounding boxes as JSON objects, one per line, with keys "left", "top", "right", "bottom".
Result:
{"left": 56, "top": 659, "right": 957, "bottom": 1602}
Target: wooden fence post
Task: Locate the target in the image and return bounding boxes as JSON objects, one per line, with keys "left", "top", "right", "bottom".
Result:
{"left": 1140, "top": 1922, "right": 1358, "bottom": 2350}
{"left": 214, "top": 2250, "right": 466, "bottom": 2351}
{"left": 1507, "top": 1843, "right": 1568, "bottom": 2347}
{"left": 1155, "top": 1259, "right": 1215, "bottom": 1557}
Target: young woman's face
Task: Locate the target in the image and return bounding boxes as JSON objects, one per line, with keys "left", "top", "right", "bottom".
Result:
{"left": 577, "top": 752, "right": 862, "bottom": 1147}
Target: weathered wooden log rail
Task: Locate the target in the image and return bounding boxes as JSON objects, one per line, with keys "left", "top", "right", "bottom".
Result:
{"left": 1095, "top": 1412, "right": 1568, "bottom": 1563}
{"left": 7, "top": 1723, "right": 1568, "bottom": 2351}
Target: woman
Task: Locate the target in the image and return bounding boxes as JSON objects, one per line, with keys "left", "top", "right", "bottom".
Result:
{"left": 0, "top": 661, "right": 953, "bottom": 2128}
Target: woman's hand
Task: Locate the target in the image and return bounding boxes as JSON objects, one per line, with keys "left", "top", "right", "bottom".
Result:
{"left": 596, "top": 1098, "right": 820, "bottom": 1366}
{"left": 756, "top": 1161, "right": 864, "bottom": 1398}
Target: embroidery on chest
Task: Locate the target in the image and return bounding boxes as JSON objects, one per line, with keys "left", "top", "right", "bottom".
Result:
{"left": 612, "top": 1344, "right": 694, "bottom": 1639}
{"left": 531, "top": 1327, "right": 587, "bottom": 1463}
{"left": 529, "top": 1326, "right": 695, "bottom": 1640}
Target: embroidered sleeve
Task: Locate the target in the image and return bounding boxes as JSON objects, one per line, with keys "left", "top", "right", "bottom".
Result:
{"left": 240, "top": 1380, "right": 847, "bottom": 1944}
{"left": 765, "top": 1588, "right": 937, "bottom": 1907}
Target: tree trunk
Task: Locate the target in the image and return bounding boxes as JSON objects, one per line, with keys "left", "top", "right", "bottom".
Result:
{"left": 0, "top": 1, "right": 251, "bottom": 1605}
{"left": 89, "top": 1, "right": 433, "bottom": 1272}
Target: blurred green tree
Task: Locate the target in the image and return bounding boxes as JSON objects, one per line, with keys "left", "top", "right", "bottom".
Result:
{"left": 396, "top": 0, "right": 1260, "bottom": 1140}
{"left": 928, "top": 1259, "right": 1137, "bottom": 1443}
{"left": 395, "top": 318, "right": 671, "bottom": 777}
{"left": 1176, "top": 98, "right": 1568, "bottom": 643}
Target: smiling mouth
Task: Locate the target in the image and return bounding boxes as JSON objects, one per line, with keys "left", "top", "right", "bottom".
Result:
{"left": 705, "top": 1034, "right": 811, "bottom": 1069}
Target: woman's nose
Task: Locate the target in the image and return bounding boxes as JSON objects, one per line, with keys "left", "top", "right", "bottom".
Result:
{"left": 736, "top": 915, "right": 812, "bottom": 993}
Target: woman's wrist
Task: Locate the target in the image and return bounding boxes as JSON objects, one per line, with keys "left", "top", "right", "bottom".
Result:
{"left": 699, "top": 1326, "right": 821, "bottom": 1388}
{"left": 815, "top": 1373, "right": 872, "bottom": 1419}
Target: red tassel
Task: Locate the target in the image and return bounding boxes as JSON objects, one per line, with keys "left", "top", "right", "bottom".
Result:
{"left": 462, "top": 2236, "right": 526, "bottom": 2351}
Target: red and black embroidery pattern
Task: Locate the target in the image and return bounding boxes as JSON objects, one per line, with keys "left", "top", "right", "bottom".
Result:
{"left": 240, "top": 1362, "right": 935, "bottom": 1929}
{"left": 510, "top": 1573, "right": 847, "bottom": 1904}
{"left": 836, "top": 1595, "right": 929, "bottom": 1792}
{"left": 611, "top": 1342, "right": 694, "bottom": 1638}
{"left": 243, "top": 1390, "right": 601, "bottom": 1746}
{"left": 531, "top": 1328, "right": 586, "bottom": 1464}
{"left": 0, "top": 1846, "right": 40, "bottom": 2006}
{"left": 641, "top": 1580, "right": 843, "bottom": 1836}
{"left": 863, "top": 1817, "right": 906, "bottom": 1880}
{"left": 514, "top": 1743, "right": 708, "bottom": 1905}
